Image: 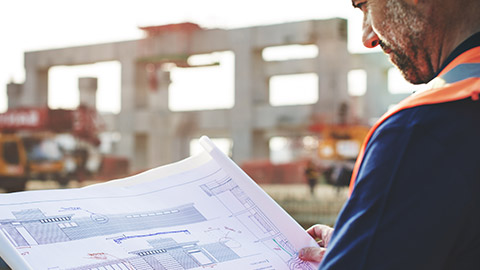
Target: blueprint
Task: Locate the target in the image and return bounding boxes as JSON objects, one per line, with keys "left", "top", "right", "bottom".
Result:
{"left": 0, "top": 136, "right": 319, "bottom": 270}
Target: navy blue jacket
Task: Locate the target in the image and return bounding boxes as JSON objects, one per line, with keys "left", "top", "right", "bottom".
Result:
{"left": 320, "top": 35, "right": 480, "bottom": 269}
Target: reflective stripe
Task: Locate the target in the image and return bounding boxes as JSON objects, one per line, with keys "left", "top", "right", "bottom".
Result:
{"left": 441, "top": 63, "right": 480, "bottom": 83}
{"left": 439, "top": 47, "right": 480, "bottom": 77}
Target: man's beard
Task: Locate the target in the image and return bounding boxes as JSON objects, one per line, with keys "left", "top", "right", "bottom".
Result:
{"left": 380, "top": 0, "right": 435, "bottom": 84}
{"left": 380, "top": 39, "right": 429, "bottom": 83}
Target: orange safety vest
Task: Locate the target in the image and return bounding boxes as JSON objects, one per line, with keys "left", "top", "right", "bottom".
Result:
{"left": 348, "top": 47, "right": 480, "bottom": 196}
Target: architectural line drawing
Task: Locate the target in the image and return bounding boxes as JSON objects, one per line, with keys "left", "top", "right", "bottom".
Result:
{"left": 66, "top": 237, "right": 240, "bottom": 270}
{"left": 0, "top": 140, "right": 319, "bottom": 269}
{"left": 0, "top": 204, "right": 205, "bottom": 247}
{"left": 200, "top": 177, "right": 316, "bottom": 270}
{"left": 111, "top": 229, "right": 190, "bottom": 244}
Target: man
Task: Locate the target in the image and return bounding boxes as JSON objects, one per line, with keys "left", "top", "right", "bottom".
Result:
{"left": 299, "top": 0, "right": 480, "bottom": 269}
{"left": 305, "top": 160, "right": 319, "bottom": 195}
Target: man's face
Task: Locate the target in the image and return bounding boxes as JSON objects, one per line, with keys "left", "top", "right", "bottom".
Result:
{"left": 353, "top": 0, "right": 435, "bottom": 84}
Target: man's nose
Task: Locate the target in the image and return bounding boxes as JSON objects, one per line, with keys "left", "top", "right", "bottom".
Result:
{"left": 362, "top": 16, "right": 380, "bottom": 48}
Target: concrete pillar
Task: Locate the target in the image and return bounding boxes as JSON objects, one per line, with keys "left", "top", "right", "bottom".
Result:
{"left": 148, "top": 69, "right": 170, "bottom": 111}
{"left": 171, "top": 134, "right": 192, "bottom": 162}
{"left": 134, "top": 133, "right": 148, "bottom": 171}
{"left": 252, "top": 50, "right": 269, "bottom": 105}
{"left": 315, "top": 38, "right": 350, "bottom": 124}
{"left": 78, "top": 77, "right": 98, "bottom": 108}
{"left": 364, "top": 67, "right": 389, "bottom": 121}
{"left": 145, "top": 68, "right": 172, "bottom": 168}
{"left": 115, "top": 59, "right": 136, "bottom": 172}
{"left": 134, "top": 63, "right": 149, "bottom": 110}
{"left": 169, "top": 112, "right": 198, "bottom": 162}
{"left": 146, "top": 115, "right": 171, "bottom": 168}
{"left": 131, "top": 62, "right": 179, "bottom": 168}
{"left": 22, "top": 54, "right": 48, "bottom": 107}
{"left": 252, "top": 131, "right": 270, "bottom": 160}
{"left": 6, "top": 83, "right": 24, "bottom": 109}
{"left": 230, "top": 29, "right": 255, "bottom": 164}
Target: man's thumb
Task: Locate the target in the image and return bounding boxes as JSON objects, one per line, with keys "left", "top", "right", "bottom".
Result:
{"left": 299, "top": 247, "right": 326, "bottom": 262}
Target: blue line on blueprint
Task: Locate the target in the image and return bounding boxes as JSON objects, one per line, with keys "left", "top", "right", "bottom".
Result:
{"left": 113, "top": 229, "right": 190, "bottom": 244}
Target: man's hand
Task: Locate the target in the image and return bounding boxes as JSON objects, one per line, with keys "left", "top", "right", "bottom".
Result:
{"left": 299, "top": 224, "right": 334, "bottom": 263}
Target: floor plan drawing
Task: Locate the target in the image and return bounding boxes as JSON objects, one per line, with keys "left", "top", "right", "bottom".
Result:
{"left": 66, "top": 237, "right": 241, "bottom": 270}
{"left": 200, "top": 177, "right": 316, "bottom": 270}
{"left": 0, "top": 137, "right": 319, "bottom": 270}
{"left": 0, "top": 204, "right": 206, "bottom": 247}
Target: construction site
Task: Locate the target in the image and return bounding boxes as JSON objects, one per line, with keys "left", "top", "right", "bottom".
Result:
{"left": 1, "top": 19, "right": 408, "bottom": 228}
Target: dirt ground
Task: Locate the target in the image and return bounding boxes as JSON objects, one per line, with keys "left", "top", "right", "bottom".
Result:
{"left": 261, "top": 184, "right": 349, "bottom": 228}
{"left": 25, "top": 179, "right": 105, "bottom": 190}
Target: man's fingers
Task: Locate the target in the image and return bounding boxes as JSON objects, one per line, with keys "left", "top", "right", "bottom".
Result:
{"left": 299, "top": 247, "right": 326, "bottom": 262}
{"left": 306, "top": 224, "right": 333, "bottom": 247}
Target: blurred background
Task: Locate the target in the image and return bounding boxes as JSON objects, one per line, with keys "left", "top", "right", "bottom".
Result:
{"left": 0, "top": 0, "right": 430, "bottom": 230}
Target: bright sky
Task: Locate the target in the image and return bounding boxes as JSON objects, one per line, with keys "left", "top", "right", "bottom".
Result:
{"left": 0, "top": 0, "right": 371, "bottom": 113}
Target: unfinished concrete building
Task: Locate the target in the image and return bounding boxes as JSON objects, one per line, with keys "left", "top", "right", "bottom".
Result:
{"left": 6, "top": 19, "right": 408, "bottom": 172}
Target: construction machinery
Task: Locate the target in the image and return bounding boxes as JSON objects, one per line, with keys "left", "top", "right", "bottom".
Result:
{"left": 0, "top": 105, "right": 103, "bottom": 192}
{"left": 310, "top": 124, "right": 370, "bottom": 187}
{"left": 241, "top": 125, "right": 369, "bottom": 188}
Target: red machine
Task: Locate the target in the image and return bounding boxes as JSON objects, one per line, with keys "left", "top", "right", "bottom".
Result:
{"left": 0, "top": 105, "right": 104, "bottom": 192}
{"left": 0, "top": 105, "right": 102, "bottom": 144}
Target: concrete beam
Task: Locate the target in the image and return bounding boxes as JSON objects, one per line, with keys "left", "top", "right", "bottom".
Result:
{"left": 25, "top": 41, "right": 136, "bottom": 68}
{"left": 265, "top": 59, "right": 317, "bottom": 77}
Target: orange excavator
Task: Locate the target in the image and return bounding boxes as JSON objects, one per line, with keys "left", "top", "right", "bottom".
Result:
{"left": 309, "top": 123, "right": 369, "bottom": 187}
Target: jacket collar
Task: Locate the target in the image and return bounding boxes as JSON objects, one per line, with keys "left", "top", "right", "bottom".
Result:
{"left": 430, "top": 46, "right": 480, "bottom": 89}
{"left": 435, "top": 32, "right": 480, "bottom": 78}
